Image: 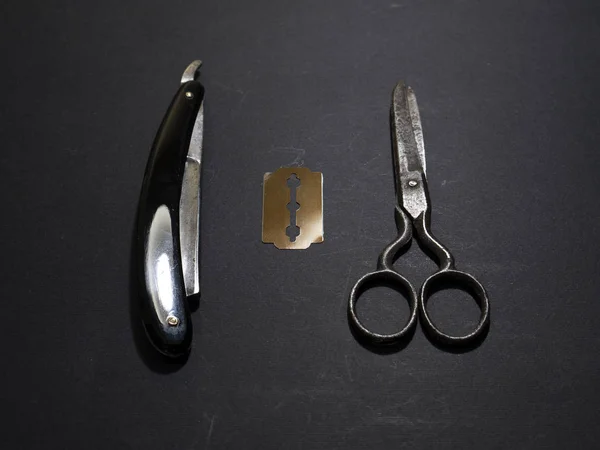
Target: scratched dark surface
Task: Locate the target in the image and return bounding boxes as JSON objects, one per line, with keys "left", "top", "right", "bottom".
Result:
{"left": 2, "top": 0, "right": 600, "bottom": 448}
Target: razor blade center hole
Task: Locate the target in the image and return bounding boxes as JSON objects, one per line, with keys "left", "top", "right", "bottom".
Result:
{"left": 286, "top": 174, "right": 301, "bottom": 242}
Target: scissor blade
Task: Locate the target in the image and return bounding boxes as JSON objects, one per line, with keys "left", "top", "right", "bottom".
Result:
{"left": 392, "top": 81, "right": 426, "bottom": 175}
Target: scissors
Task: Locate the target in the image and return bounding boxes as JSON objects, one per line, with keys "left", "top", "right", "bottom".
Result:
{"left": 348, "top": 81, "right": 490, "bottom": 348}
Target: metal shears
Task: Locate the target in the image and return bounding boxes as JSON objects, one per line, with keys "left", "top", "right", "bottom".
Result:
{"left": 136, "top": 61, "right": 205, "bottom": 357}
{"left": 348, "top": 82, "right": 490, "bottom": 348}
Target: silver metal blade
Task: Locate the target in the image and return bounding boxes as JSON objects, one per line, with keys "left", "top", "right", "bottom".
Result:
{"left": 179, "top": 62, "right": 204, "bottom": 296}
{"left": 391, "top": 81, "right": 426, "bottom": 176}
{"left": 181, "top": 60, "right": 203, "bottom": 84}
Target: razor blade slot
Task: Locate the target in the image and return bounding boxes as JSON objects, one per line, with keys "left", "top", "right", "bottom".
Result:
{"left": 286, "top": 174, "right": 301, "bottom": 242}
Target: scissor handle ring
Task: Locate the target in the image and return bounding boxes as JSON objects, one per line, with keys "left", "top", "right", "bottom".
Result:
{"left": 348, "top": 270, "right": 418, "bottom": 346}
{"left": 419, "top": 270, "right": 490, "bottom": 347}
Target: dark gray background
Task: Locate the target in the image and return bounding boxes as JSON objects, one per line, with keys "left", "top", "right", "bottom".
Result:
{"left": 2, "top": 0, "right": 600, "bottom": 448}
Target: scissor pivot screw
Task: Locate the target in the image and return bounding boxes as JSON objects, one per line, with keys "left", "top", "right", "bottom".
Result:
{"left": 185, "top": 91, "right": 194, "bottom": 99}
{"left": 408, "top": 180, "right": 418, "bottom": 187}
{"left": 166, "top": 315, "right": 180, "bottom": 326}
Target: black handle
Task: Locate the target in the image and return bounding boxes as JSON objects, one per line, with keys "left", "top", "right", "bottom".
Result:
{"left": 137, "top": 80, "right": 205, "bottom": 357}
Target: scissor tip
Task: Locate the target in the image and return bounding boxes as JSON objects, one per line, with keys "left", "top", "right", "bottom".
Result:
{"left": 393, "top": 80, "right": 412, "bottom": 93}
